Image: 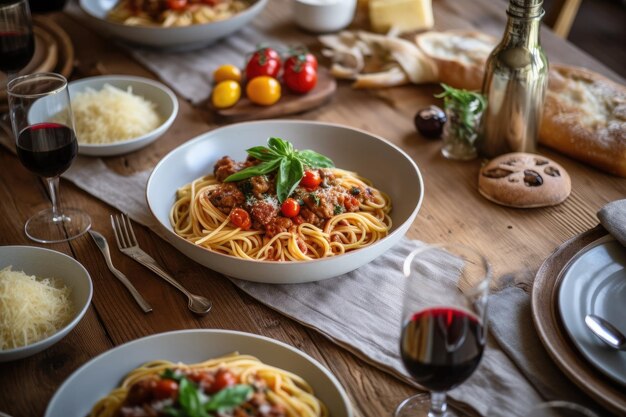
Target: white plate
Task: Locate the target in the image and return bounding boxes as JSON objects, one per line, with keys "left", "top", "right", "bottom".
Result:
{"left": 558, "top": 235, "right": 626, "bottom": 386}
{"left": 44, "top": 329, "right": 353, "bottom": 417}
{"left": 146, "top": 120, "right": 424, "bottom": 283}
{"left": 0, "top": 246, "right": 92, "bottom": 362}
{"left": 79, "top": 0, "right": 269, "bottom": 50}
{"left": 69, "top": 75, "right": 178, "bottom": 156}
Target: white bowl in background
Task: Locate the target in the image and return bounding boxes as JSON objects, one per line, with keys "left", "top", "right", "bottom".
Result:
{"left": 45, "top": 329, "right": 353, "bottom": 417}
{"left": 68, "top": 75, "right": 178, "bottom": 157}
{"left": 0, "top": 246, "right": 92, "bottom": 362}
{"left": 146, "top": 120, "right": 424, "bottom": 283}
{"left": 79, "top": 0, "right": 269, "bottom": 50}
{"left": 293, "top": 0, "right": 357, "bottom": 33}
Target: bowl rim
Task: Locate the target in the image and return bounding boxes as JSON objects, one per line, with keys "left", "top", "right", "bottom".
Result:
{"left": 79, "top": 0, "right": 269, "bottom": 31}
{"left": 146, "top": 119, "right": 424, "bottom": 266}
{"left": 0, "top": 245, "right": 93, "bottom": 356}
{"left": 68, "top": 74, "right": 179, "bottom": 150}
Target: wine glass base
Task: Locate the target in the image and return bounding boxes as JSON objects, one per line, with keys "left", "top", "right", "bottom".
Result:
{"left": 25, "top": 208, "right": 91, "bottom": 243}
{"left": 394, "top": 393, "right": 457, "bottom": 417}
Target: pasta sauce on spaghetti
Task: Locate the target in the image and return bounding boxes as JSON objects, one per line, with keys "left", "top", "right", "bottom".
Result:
{"left": 170, "top": 140, "right": 392, "bottom": 261}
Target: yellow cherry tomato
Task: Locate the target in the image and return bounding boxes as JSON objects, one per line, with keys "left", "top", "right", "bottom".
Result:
{"left": 213, "top": 64, "right": 242, "bottom": 84}
{"left": 246, "top": 76, "right": 281, "bottom": 106}
{"left": 211, "top": 80, "right": 241, "bottom": 109}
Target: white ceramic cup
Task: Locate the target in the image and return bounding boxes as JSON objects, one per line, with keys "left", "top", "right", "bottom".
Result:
{"left": 292, "top": 0, "right": 357, "bottom": 33}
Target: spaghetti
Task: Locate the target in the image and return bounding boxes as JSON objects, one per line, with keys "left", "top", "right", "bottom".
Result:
{"left": 170, "top": 161, "right": 392, "bottom": 261}
{"left": 90, "top": 353, "right": 327, "bottom": 417}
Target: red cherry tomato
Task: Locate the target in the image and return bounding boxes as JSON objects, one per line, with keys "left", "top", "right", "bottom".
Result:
{"left": 283, "top": 54, "right": 317, "bottom": 94}
{"left": 208, "top": 369, "right": 237, "bottom": 393}
{"left": 167, "top": 0, "right": 188, "bottom": 10}
{"left": 300, "top": 170, "right": 322, "bottom": 189}
{"left": 153, "top": 379, "right": 179, "bottom": 400}
{"left": 281, "top": 198, "right": 301, "bottom": 218}
{"left": 245, "top": 47, "right": 282, "bottom": 80}
{"left": 230, "top": 208, "right": 251, "bottom": 230}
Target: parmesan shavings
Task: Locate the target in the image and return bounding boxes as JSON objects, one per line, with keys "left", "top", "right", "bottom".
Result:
{"left": 0, "top": 266, "right": 74, "bottom": 350}
{"left": 72, "top": 83, "right": 162, "bottom": 144}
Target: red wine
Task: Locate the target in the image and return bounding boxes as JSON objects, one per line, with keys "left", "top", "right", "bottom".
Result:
{"left": 400, "top": 307, "right": 485, "bottom": 392}
{"left": 16, "top": 123, "right": 77, "bottom": 178}
{"left": 0, "top": 30, "right": 34, "bottom": 73}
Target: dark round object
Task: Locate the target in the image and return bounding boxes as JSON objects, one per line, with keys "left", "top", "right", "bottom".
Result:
{"left": 414, "top": 105, "right": 447, "bottom": 139}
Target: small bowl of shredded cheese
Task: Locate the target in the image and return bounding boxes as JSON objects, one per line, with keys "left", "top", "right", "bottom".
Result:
{"left": 0, "top": 246, "right": 92, "bottom": 362}
{"left": 67, "top": 75, "right": 178, "bottom": 157}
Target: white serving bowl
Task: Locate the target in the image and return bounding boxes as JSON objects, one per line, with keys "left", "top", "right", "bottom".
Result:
{"left": 293, "top": 0, "right": 357, "bottom": 33}
{"left": 68, "top": 75, "right": 178, "bottom": 157}
{"left": 79, "top": 0, "right": 269, "bottom": 50}
{"left": 0, "top": 246, "right": 93, "bottom": 362}
{"left": 146, "top": 120, "right": 424, "bottom": 283}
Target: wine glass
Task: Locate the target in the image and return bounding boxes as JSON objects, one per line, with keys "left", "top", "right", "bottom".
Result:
{"left": 0, "top": 0, "right": 34, "bottom": 79}
{"left": 7, "top": 72, "right": 91, "bottom": 243}
{"left": 395, "top": 243, "right": 491, "bottom": 417}
{"left": 525, "top": 401, "right": 599, "bottom": 417}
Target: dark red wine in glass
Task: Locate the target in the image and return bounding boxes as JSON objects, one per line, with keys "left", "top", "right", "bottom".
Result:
{"left": 16, "top": 122, "right": 77, "bottom": 178}
{"left": 400, "top": 307, "right": 485, "bottom": 392}
{"left": 0, "top": 30, "right": 34, "bottom": 73}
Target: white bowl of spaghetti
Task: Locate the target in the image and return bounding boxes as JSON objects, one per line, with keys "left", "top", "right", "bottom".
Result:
{"left": 146, "top": 120, "right": 424, "bottom": 283}
{"left": 79, "top": 0, "right": 269, "bottom": 50}
{"left": 45, "top": 329, "right": 352, "bottom": 417}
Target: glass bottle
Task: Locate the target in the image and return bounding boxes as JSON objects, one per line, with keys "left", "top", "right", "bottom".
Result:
{"left": 477, "top": 0, "right": 549, "bottom": 158}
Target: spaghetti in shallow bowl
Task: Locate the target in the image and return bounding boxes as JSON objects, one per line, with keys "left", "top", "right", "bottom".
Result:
{"left": 146, "top": 120, "right": 424, "bottom": 283}
{"left": 45, "top": 329, "right": 352, "bottom": 417}
{"left": 79, "top": 0, "right": 269, "bottom": 50}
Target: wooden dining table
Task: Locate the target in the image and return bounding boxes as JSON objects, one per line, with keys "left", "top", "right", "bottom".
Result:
{"left": 1, "top": 0, "right": 625, "bottom": 416}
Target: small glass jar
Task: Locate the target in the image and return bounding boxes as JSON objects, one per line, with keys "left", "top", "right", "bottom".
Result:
{"left": 441, "top": 98, "right": 483, "bottom": 161}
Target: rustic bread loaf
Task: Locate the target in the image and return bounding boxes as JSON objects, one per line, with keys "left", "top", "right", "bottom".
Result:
{"left": 539, "top": 65, "right": 626, "bottom": 178}
{"left": 478, "top": 152, "right": 571, "bottom": 208}
{"left": 414, "top": 30, "right": 497, "bottom": 91}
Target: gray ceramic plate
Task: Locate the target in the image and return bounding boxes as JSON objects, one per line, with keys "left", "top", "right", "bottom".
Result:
{"left": 558, "top": 235, "right": 626, "bottom": 386}
{"left": 45, "top": 329, "right": 353, "bottom": 417}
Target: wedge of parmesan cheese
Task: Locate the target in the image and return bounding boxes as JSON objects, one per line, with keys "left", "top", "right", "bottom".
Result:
{"left": 72, "top": 83, "right": 162, "bottom": 145}
{"left": 0, "top": 266, "right": 73, "bottom": 350}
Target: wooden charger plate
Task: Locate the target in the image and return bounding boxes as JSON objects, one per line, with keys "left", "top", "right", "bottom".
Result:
{"left": 532, "top": 225, "right": 626, "bottom": 415}
{"left": 214, "top": 67, "right": 336, "bottom": 122}
{"left": 0, "top": 15, "right": 74, "bottom": 112}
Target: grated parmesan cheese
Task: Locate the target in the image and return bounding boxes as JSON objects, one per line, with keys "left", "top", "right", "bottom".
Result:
{"left": 72, "top": 83, "right": 162, "bottom": 144}
{"left": 0, "top": 266, "right": 73, "bottom": 350}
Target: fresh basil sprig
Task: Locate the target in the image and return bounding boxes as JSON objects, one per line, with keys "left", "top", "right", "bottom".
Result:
{"left": 435, "top": 83, "right": 486, "bottom": 145}
{"left": 224, "top": 137, "right": 334, "bottom": 203}
{"left": 160, "top": 370, "right": 253, "bottom": 417}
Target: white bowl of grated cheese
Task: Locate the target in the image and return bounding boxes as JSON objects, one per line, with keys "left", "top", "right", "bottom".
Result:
{"left": 0, "top": 246, "right": 92, "bottom": 362}
{"left": 68, "top": 75, "right": 178, "bottom": 157}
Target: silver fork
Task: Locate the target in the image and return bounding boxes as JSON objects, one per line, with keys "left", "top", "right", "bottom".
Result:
{"left": 110, "top": 213, "right": 212, "bottom": 315}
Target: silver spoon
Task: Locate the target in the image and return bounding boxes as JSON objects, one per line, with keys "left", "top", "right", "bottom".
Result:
{"left": 585, "top": 314, "right": 626, "bottom": 350}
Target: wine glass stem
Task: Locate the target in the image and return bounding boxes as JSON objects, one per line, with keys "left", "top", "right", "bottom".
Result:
{"left": 47, "top": 176, "right": 62, "bottom": 221}
{"left": 429, "top": 392, "right": 447, "bottom": 417}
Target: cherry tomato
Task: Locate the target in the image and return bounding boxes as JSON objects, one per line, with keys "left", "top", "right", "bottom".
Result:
{"left": 230, "top": 208, "right": 251, "bottom": 230}
{"left": 283, "top": 53, "right": 318, "bottom": 94}
{"left": 245, "top": 47, "right": 282, "bottom": 80}
{"left": 300, "top": 170, "right": 321, "bottom": 189}
{"left": 246, "top": 76, "right": 281, "bottom": 106}
{"left": 285, "top": 51, "right": 318, "bottom": 71}
{"left": 207, "top": 369, "right": 237, "bottom": 393}
{"left": 213, "top": 64, "right": 242, "bottom": 84}
{"left": 153, "top": 379, "right": 179, "bottom": 400}
{"left": 281, "top": 198, "right": 300, "bottom": 218}
{"left": 212, "top": 80, "right": 241, "bottom": 109}
{"left": 167, "top": 0, "right": 187, "bottom": 10}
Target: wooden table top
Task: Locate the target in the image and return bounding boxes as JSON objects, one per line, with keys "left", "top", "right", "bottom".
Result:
{"left": 1, "top": 1, "right": 625, "bottom": 416}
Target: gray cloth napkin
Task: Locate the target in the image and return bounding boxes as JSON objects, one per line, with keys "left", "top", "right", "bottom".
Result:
{"left": 598, "top": 199, "right": 626, "bottom": 247}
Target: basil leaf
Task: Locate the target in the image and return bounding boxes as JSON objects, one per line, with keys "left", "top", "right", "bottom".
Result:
{"left": 268, "top": 137, "right": 291, "bottom": 156}
{"left": 161, "top": 368, "right": 183, "bottom": 382}
{"left": 163, "top": 406, "right": 185, "bottom": 417}
{"left": 246, "top": 146, "right": 279, "bottom": 162}
{"left": 276, "top": 156, "right": 304, "bottom": 203}
{"left": 178, "top": 377, "right": 209, "bottom": 417}
{"left": 204, "top": 384, "right": 253, "bottom": 412}
{"left": 223, "top": 159, "right": 280, "bottom": 182}
{"left": 296, "top": 150, "right": 334, "bottom": 168}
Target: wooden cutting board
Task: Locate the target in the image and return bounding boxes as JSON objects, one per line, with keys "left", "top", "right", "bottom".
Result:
{"left": 214, "top": 67, "right": 337, "bottom": 122}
